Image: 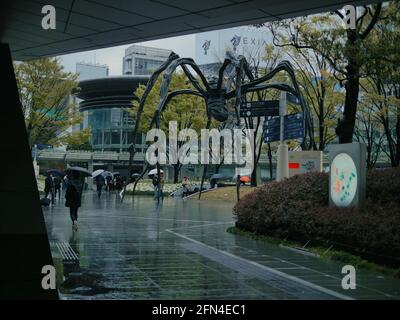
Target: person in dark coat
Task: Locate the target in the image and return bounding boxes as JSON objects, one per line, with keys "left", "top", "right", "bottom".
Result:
{"left": 65, "top": 172, "right": 83, "bottom": 230}
{"left": 95, "top": 175, "right": 105, "bottom": 199}
{"left": 44, "top": 173, "right": 55, "bottom": 204}
{"left": 53, "top": 176, "right": 62, "bottom": 200}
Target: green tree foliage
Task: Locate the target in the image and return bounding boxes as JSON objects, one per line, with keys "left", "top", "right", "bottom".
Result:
{"left": 267, "top": 3, "right": 384, "bottom": 143}
{"left": 281, "top": 48, "right": 343, "bottom": 150}
{"left": 60, "top": 128, "right": 92, "bottom": 151}
{"left": 15, "top": 57, "right": 78, "bottom": 148}
{"left": 360, "top": 1, "right": 400, "bottom": 166}
{"left": 130, "top": 72, "right": 208, "bottom": 134}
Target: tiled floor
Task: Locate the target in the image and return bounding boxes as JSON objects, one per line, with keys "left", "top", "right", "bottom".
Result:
{"left": 43, "top": 191, "right": 400, "bottom": 300}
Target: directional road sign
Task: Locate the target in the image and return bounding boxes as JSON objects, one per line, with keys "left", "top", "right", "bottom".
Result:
{"left": 240, "top": 100, "right": 279, "bottom": 117}
{"left": 263, "top": 112, "right": 304, "bottom": 143}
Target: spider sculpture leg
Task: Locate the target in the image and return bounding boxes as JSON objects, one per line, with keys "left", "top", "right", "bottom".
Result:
{"left": 129, "top": 59, "right": 211, "bottom": 199}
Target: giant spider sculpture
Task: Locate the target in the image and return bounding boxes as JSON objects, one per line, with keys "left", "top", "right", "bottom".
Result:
{"left": 123, "top": 51, "right": 315, "bottom": 201}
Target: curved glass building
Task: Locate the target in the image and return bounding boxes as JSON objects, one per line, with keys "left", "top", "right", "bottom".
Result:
{"left": 77, "top": 76, "right": 149, "bottom": 152}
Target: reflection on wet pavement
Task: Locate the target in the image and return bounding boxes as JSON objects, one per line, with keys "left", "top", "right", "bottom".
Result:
{"left": 43, "top": 191, "right": 400, "bottom": 300}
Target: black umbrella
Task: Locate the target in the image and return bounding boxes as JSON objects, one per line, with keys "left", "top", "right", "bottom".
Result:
{"left": 46, "top": 169, "right": 63, "bottom": 177}
{"left": 65, "top": 166, "right": 92, "bottom": 177}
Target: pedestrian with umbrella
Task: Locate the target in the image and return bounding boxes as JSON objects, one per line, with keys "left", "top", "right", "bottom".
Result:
{"left": 239, "top": 175, "right": 250, "bottom": 185}
{"left": 102, "top": 171, "right": 113, "bottom": 192}
{"left": 65, "top": 166, "right": 91, "bottom": 230}
{"left": 148, "top": 169, "right": 164, "bottom": 200}
{"left": 47, "top": 169, "right": 63, "bottom": 201}
{"left": 44, "top": 172, "right": 55, "bottom": 205}
{"left": 92, "top": 169, "right": 105, "bottom": 199}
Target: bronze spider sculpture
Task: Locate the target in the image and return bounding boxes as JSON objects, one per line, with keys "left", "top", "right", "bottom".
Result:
{"left": 123, "top": 51, "right": 315, "bottom": 201}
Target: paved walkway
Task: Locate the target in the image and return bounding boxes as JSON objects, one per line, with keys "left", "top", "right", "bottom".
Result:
{"left": 43, "top": 191, "right": 400, "bottom": 300}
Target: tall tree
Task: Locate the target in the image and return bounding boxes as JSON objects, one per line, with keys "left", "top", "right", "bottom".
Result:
{"left": 267, "top": 3, "right": 383, "bottom": 143}
{"left": 362, "top": 1, "right": 400, "bottom": 166}
{"left": 15, "top": 57, "right": 78, "bottom": 148}
{"left": 281, "top": 47, "right": 342, "bottom": 150}
{"left": 354, "top": 83, "right": 385, "bottom": 168}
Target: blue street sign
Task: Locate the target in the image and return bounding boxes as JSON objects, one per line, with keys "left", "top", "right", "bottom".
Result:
{"left": 263, "top": 112, "right": 304, "bottom": 143}
{"left": 284, "top": 128, "right": 303, "bottom": 140}
{"left": 287, "top": 92, "right": 301, "bottom": 105}
{"left": 264, "top": 116, "right": 280, "bottom": 128}
{"left": 264, "top": 131, "right": 281, "bottom": 143}
{"left": 284, "top": 112, "right": 303, "bottom": 131}
{"left": 240, "top": 100, "right": 279, "bottom": 117}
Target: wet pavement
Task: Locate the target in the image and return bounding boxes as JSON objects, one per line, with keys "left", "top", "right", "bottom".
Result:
{"left": 43, "top": 191, "right": 400, "bottom": 300}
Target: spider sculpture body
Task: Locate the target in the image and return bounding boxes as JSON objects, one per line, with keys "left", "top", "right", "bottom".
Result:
{"left": 123, "top": 51, "right": 315, "bottom": 201}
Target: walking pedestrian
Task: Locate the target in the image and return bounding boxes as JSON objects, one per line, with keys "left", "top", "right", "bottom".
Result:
{"left": 95, "top": 175, "right": 105, "bottom": 199}
{"left": 53, "top": 175, "right": 61, "bottom": 200}
{"left": 182, "top": 176, "right": 190, "bottom": 197}
{"left": 44, "top": 173, "right": 55, "bottom": 205}
{"left": 65, "top": 171, "right": 83, "bottom": 230}
{"left": 105, "top": 175, "right": 112, "bottom": 192}
{"left": 152, "top": 174, "right": 159, "bottom": 200}
{"left": 158, "top": 172, "right": 165, "bottom": 201}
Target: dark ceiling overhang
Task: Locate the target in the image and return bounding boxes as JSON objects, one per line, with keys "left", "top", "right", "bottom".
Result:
{"left": 1, "top": 0, "right": 378, "bottom": 61}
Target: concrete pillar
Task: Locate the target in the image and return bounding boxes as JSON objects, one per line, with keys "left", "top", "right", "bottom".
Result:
{"left": 276, "top": 143, "right": 289, "bottom": 182}
{"left": 256, "top": 165, "right": 262, "bottom": 185}
{"left": 0, "top": 43, "right": 57, "bottom": 299}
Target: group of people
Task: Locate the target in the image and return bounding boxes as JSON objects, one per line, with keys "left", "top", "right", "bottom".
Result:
{"left": 43, "top": 170, "right": 127, "bottom": 231}
{"left": 94, "top": 174, "right": 125, "bottom": 198}
{"left": 43, "top": 171, "right": 83, "bottom": 230}
{"left": 44, "top": 173, "right": 63, "bottom": 205}
{"left": 44, "top": 168, "right": 195, "bottom": 229}
{"left": 151, "top": 174, "right": 192, "bottom": 199}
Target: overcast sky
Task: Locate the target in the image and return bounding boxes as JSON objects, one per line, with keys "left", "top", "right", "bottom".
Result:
{"left": 58, "top": 34, "right": 196, "bottom": 76}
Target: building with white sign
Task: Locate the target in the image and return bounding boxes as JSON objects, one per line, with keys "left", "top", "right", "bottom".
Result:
{"left": 195, "top": 26, "right": 272, "bottom": 75}
{"left": 122, "top": 45, "right": 171, "bottom": 76}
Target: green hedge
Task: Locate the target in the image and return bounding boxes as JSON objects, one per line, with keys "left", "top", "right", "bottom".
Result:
{"left": 233, "top": 168, "right": 400, "bottom": 266}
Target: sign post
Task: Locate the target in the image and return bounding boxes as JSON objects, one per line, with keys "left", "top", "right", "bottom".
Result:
{"left": 276, "top": 92, "right": 289, "bottom": 182}
{"left": 240, "top": 100, "right": 279, "bottom": 118}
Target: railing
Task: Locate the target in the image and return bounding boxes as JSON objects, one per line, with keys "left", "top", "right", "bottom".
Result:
{"left": 37, "top": 149, "right": 144, "bottom": 162}
{"left": 37, "top": 149, "right": 391, "bottom": 165}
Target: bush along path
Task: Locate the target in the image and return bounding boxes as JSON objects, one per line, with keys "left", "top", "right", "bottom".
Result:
{"left": 233, "top": 168, "right": 400, "bottom": 270}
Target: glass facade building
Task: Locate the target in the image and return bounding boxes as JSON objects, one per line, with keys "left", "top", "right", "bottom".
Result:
{"left": 77, "top": 76, "right": 149, "bottom": 152}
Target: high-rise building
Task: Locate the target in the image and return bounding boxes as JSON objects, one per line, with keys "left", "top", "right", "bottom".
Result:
{"left": 76, "top": 62, "right": 109, "bottom": 81}
{"left": 122, "top": 45, "right": 171, "bottom": 76}
{"left": 195, "top": 26, "right": 272, "bottom": 76}
{"left": 57, "top": 62, "right": 110, "bottom": 149}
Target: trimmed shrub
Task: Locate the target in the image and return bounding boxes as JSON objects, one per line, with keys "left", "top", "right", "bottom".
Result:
{"left": 233, "top": 167, "right": 400, "bottom": 266}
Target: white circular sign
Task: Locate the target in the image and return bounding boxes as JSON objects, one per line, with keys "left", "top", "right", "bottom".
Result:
{"left": 330, "top": 153, "right": 358, "bottom": 207}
